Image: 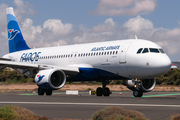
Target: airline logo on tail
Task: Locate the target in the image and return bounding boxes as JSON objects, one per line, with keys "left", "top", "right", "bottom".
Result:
{"left": 8, "top": 29, "right": 19, "bottom": 40}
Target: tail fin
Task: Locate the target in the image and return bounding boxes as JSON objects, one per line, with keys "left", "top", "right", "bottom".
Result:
{"left": 6, "top": 7, "right": 30, "bottom": 53}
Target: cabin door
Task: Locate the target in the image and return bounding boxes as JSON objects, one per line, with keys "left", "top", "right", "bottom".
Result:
{"left": 119, "top": 43, "right": 131, "bottom": 64}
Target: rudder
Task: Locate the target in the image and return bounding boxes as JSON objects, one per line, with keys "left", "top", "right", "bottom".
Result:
{"left": 6, "top": 7, "right": 30, "bottom": 53}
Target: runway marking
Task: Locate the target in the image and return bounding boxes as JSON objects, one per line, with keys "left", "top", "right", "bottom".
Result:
{"left": 20, "top": 92, "right": 66, "bottom": 96}
{"left": 20, "top": 92, "right": 88, "bottom": 96}
{"left": 0, "top": 101, "right": 180, "bottom": 108}
{"left": 142, "top": 93, "right": 180, "bottom": 97}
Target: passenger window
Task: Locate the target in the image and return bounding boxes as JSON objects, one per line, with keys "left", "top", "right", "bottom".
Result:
{"left": 142, "top": 48, "right": 149, "bottom": 53}
{"left": 137, "top": 48, "right": 143, "bottom": 54}
{"left": 75, "top": 54, "right": 77, "bottom": 57}
{"left": 104, "top": 52, "right": 106, "bottom": 55}
{"left": 102, "top": 52, "right": 104, "bottom": 55}
{"left": 110, "top": 51, "right": 112, "bottom": 55}
{"left": 113, "top": 51, "right": 115, "bottom": 54}
{"left": 150, "top": 48, "right": 159, "bottom": 53}
{"left": 159, "top": 49, "right": 165, "bottom": 53}
{"left": 107, "top": 52, "right": 109, "bottom": 55}
{"left": 116, "top": 51, "right": 118, "bottom": 54}
{"left": 99, "top": 52, "right": 101, "bottom": 55}
{"left": 94, "top": 53, "right": 96, "bottom": 56}
{"left": 91, "top": 53, "right": 93, "bottom": 56}
{"left": 96, "top": 52, "right": 98, "bottom": 56}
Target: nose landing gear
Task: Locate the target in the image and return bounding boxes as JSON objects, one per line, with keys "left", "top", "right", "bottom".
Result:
{"left": 133, "top": 79, "right": 143, "bottom": 97}
{"left": 96, "top": 81, "right": 111, "bottom": 97}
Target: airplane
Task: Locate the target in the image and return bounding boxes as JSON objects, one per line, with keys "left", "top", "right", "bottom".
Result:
{"left": 0, "top": 7, "right": 171, "bottom": 97}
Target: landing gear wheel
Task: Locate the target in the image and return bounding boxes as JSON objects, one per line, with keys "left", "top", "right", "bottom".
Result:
{"left": 38, "top": 87, "right": 44, "bottom": 95}
{"left": 133, "top": 90, "right": 143, "bottom": 97}
{"left": 96, "top": 87, "right": 103, "bottom": 96}
{"left": 46, "top": 90, "right": 52, "bottom": 95}
{"left": 104, "top": 87, "right": 110, "bottom": 96}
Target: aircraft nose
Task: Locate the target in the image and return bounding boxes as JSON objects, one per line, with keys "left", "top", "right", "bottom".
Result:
{"left": 157, "top": 55, "right": 171, "bottom": 74}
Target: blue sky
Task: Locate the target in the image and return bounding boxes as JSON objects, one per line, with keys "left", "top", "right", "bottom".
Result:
{"left": 0, "top": 0, "right": 180, "bottom": 61}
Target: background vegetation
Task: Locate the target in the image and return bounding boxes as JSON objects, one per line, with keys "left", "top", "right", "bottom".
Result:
{"left": 0, "top": 68, "right": 180, "bottom": 85}
{"left": 92, "top": 106, "right": 180, "bottom": 120}
{"left": 0, "top": 69, "right": 33, "bottom": 84}
{"left": 92, "top": 106, "right": 148, "bottom": 120}
{"left": 0, "top": 105, "right": 48, "bottom": 120}
{"left": 155, "top": 68, "right": 180, "bottom": 85}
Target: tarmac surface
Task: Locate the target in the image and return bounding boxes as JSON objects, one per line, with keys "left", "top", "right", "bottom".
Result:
{"left": 0, "top": 91, "right": 180, "bottom": 120}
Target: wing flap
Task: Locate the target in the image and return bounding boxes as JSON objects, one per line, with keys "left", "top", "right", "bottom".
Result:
{"left": 0, "top": 60, "right": 79, "bottom": 75}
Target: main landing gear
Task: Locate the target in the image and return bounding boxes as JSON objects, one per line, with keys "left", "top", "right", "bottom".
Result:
{"left": 38, "top": 87, "right": 52, "bottom": 96}
{"left": 96, "top": 81, "right": 111, "bottom": 96}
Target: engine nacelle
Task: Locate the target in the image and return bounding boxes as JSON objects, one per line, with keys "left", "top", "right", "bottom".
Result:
{"left": 124, "top": 78, "right": 156, "bottom": 92}
{"left": 35, "top": 69, "right": 66, "bottom": 90}
{"left": 141, "top": 78, "right": 156, "bottom": 92}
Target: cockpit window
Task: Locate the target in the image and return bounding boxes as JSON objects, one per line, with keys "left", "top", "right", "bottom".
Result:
{"left": 149, "top": 48, "right": 159, "bottom": 53}
{"left": 159, "top": 49, "right": 165, "bottom": 53}
{"left": 142, "top": 48, "right": 149, "bottom": 53}
{"left": 137, "top": 48, "right": 143, "bottom": 54}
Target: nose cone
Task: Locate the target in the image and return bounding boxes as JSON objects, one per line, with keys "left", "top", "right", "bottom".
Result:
{"left": 157, "top": 55, "right": 171, "bottom": 75}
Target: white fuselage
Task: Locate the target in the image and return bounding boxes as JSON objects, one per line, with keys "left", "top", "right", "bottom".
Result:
{"left": 2, "top": 39, "right": 171, "bottom": 80}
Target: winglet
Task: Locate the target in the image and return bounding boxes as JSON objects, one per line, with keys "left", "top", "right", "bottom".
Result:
{"left": 6, "top": 7, "right": 30, "bottom": 53}
{"left": 135, "top": 35, "right": 138, "bottom": 39}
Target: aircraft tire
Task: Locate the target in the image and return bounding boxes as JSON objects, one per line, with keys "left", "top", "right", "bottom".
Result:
{"left": 96, "top": 87, "right": 103, "bottom": 96}
{"left": 38, "top": 87, "right": 44, "bottom": 95}
{"left": 46, "top": 90, "right": 52, "bottom": 95}
{"left": 104, "top": 87, "right": 110, "bottom": 96}
{"left": 133, "top": 90, "right": 143, "bottom": 97}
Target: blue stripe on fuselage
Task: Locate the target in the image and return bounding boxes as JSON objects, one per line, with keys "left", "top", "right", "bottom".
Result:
{"left": 67, "top": 67, "right": 127, "bottom": 82}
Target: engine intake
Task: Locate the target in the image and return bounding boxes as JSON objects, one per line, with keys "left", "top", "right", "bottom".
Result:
{"left": 124, "top": 78, "right": 156, "bottom": 92}
{"left": 35, "top": 69, "right": 66, "bottom": 90}
{"left": 141, "top": 78, "right": 156, "bottom": 92}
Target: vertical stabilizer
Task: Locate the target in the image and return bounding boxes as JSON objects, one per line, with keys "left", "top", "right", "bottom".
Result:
{"left": 6, "top": 7, "right": 30, "bottom": 53}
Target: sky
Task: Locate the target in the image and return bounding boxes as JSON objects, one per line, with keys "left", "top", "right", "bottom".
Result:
{"left": 0, "top": 0, "right": 180, "bottom": 61}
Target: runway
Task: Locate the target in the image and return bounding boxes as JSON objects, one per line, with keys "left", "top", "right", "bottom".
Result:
{"left": 0, "top": 91, "right": 180, "bottom": 120}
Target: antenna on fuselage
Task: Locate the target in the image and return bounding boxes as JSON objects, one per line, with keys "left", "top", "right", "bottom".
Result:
{"left": 135, "top": 35, "right": 138, "bottom": 39}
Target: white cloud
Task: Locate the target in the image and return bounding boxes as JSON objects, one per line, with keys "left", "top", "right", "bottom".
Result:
{"left": 0, "top": 0, "right": 180, "bottom": 61}
{"left": 120, "top": 16, "right": 180, "bottom": 55}
{"left": 89, "top": 18, "right": 118, "bottom": 34}
{"left": 43, "top": 19, "right": 73, "bottom": 35}
{"left": 19, "top": 15, "right": 180, "bottom": 57}
{"left": 90, "top": 0, "right": 157, "bottom": 16}
{"left": 122, "top": 15, "right": 154, "bottom": 33}
{"left": 13, "top": 0, "right": 34, "bottom": 21}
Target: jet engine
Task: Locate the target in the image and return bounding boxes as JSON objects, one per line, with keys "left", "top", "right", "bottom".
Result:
{"left": 124, "top": 78, "right": 156, "bottom": 92}
{"left": 35, "top": 69, "right": 66, "bottom": 90}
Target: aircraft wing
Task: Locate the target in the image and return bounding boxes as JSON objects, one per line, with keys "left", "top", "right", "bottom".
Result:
{"left": 0, "top": 59, "right": 79, "bottom": 75}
